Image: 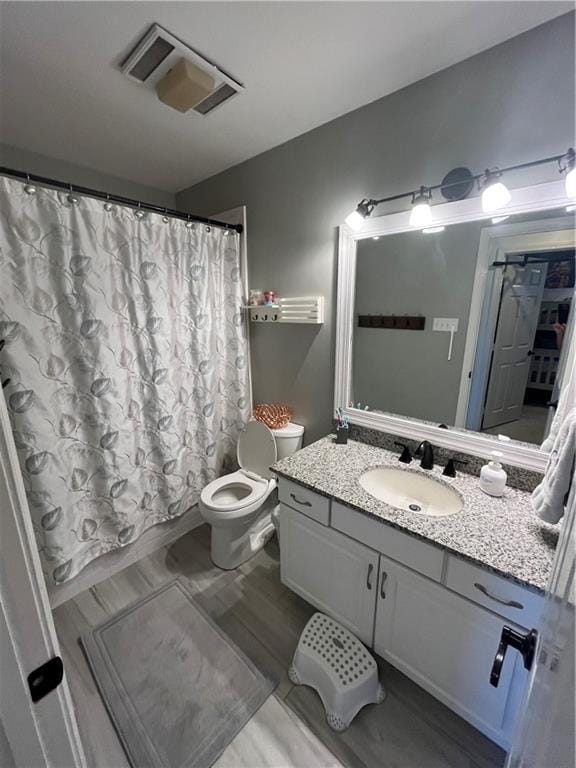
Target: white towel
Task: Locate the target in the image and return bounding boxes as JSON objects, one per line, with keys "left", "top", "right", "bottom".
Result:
{"left": 541, "top": 312, "right": 575, "bottom": 452}
{"left": 532, "top": 407, "right": 576, "bottom": 524}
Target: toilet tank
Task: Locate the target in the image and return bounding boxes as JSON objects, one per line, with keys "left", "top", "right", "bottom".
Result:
{"left": 271, "top": 422, "right": 304, "bottom": 460}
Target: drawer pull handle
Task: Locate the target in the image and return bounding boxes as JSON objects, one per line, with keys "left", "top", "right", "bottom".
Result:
{"left": 366, "top": 563, "right": 374, "bottom": 590}
{"left": 474, "top": 583, "right": 523, "bottom": 609}
{"left": 290, "top": 493, "right": 311, "bottom": 507}
{"left": 380, "top": 571, "right": 387, "bottom": 599}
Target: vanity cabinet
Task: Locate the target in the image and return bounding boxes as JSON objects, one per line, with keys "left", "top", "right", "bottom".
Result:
{"left": 373, "top": 554, "right": 525, "bottom": 744}
{"left": 278, "top": 478, "right": 543, "bottom": 748}
{"left": 280, "top": 504, "right": 379, "bottom": 644}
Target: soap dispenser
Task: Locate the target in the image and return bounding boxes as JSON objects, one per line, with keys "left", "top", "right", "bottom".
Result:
{"left": 479, "top": 451, "right": 507, "bottom": 497}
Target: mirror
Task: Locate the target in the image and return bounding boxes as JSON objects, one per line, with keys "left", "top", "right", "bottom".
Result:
{"left": 350, "top": 209, "right": 575, "bottom": 447}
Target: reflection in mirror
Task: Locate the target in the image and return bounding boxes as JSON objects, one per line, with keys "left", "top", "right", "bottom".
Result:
{"left": 352, "top": 210, "right": 575, "bottom": 446}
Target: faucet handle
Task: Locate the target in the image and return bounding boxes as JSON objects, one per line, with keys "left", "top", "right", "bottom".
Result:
{"left": 443, "top": 457, "right": 469, "bottom": 477}
{"left": 394, "top": 441, "right": 413, "bottom": 464}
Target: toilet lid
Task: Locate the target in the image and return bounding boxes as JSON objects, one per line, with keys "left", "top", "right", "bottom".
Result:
{"left": 237, "top": 420, "right": 277, "bottom": 480}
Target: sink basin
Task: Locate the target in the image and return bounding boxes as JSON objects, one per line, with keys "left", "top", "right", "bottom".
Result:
{"left": 359, "top": 467, "right": 463, "bottom": 517}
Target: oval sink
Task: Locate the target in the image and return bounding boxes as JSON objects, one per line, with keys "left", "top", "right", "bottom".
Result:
{"left": 359, "top": 467, "right": 463, "bottom": 517}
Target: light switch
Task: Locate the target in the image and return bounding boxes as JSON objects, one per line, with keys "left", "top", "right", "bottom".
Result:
{"left": 433, "top": 318, "right": 459, "bottom": 332}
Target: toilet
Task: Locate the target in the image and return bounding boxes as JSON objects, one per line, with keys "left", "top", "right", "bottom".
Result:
{"left": 199, "top": 420, "right": 304, "bottom": 569}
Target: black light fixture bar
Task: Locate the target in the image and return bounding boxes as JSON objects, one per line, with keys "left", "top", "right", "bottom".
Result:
{"left": 0, "top": 166, "right": 243, "bottom": 233}
{"left": 363, "top": 151, "right": 570, "bottom": 210}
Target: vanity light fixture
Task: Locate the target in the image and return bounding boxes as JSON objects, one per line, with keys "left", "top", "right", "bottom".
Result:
{"left": 345, "top": 199, "right": 375, "bottom": 232}
{"left": 560, "top": 148, "right": 576, "bottom": 198}
{"left": 479, "top": 169, "right": 511, "bottom": 213}
{"left": 409, "top": 187, "right": 433, "bottom": 227}
{"left": 422, "top": 226, "right": 445, "bottom": 234}
{"left": 345, "top": 148, "right": 575, "bottom": 231}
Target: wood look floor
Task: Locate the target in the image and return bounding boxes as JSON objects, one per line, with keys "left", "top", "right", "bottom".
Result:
{"left": 53, "top": 525, "right": 506, "bottom": 768}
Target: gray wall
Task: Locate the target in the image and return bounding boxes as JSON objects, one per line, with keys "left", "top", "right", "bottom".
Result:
{"left": 0, "top": 143, "right": 175, "bottom": 208}
{"left": 353, "top": 223, "right": 483, "bottom": 425}
{"left": 0, "top": 717, "right": 15, "bottom": 768}
{"left": 178, "top": 14, "right": 575, "bottom": 444}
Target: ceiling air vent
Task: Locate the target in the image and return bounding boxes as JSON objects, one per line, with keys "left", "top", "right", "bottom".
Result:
{"left": 121, "top": 24, "right": 243, "bottom": 116}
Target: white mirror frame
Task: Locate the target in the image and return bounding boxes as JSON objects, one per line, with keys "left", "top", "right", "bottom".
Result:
{"left": 335, "top": 178, "right": 575, "bottom": 472}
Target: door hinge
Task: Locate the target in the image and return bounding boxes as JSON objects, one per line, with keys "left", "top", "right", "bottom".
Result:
{"left": 28, "top": 656, "right": 64, "bottom": 703}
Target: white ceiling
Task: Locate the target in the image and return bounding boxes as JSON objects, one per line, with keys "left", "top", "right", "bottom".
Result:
{"left": 0, "top": 2, "right": 571, "bottom": 193}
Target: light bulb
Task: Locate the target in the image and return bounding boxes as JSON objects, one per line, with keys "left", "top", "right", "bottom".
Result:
{"left": 565, "top": 166, "right": 576, "bottom": 198}
{"left": 345, "top": 200, "right": 373, "bottom": 232}
{"left": 345, "top": 209, "right": 365, "bottom": 232}
{"left": 422, "top": 226, "right": 445, "bottom": 234}
{"left": 491, "top": 215, "right": 509, "bottom": 224}
{"left": 409, "top": 187, "right": 433, "bottom": 228}
{"left": 481, "top": 171, "right": 511, "bottom": 213}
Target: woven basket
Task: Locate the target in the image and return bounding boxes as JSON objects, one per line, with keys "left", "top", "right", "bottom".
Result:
{"left": 253, "top": 403, "right": 293, "bottom": 430}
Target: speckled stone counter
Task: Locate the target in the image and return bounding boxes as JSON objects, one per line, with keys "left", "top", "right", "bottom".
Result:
{"left": 272, "top": 436, "right": 559, "bottom": 594}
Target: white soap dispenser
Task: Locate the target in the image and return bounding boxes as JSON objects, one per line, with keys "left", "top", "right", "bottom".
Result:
{"left": 479, "top": 451, "right": 507, "bottom": 497}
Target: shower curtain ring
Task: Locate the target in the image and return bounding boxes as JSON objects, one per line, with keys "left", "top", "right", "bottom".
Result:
{"left": 185, "top": 215, "right": 193, "bottom": 229}
{"left": 135, "top": 202, "right": 146, "bottom": 221}
{"left": 162, "top": 208, "right": 169, "bottom": 224}
{"left": 24, "top": 173, "right": 37, "bottom": 195}
{"left": 104, "top": 194, "right": 114, "bottom": 212}
{"left": 67, "top": 184, "right": 79, "bottom": 206}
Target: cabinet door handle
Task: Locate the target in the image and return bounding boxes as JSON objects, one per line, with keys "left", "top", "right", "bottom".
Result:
{"left": 290, "top": 493, "right": 311, "bottom": 507}
{"left": 380, "top": 571, "right": 387, "bottom": 599}
{"left": 474, "top": 583, "right": 523, "bottom": 610}
{"left": 366, "top": 563, "right": 374, "bottom": 590}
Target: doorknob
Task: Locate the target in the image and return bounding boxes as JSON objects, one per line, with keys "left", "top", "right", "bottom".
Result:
{"left": 490, "top": 626, "right": 538, "bottom": 687}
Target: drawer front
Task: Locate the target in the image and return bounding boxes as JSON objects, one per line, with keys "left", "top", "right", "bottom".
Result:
{"left": 445, "top": 555, "right": 544, "bottom": 628}
{"left": 278, "top": 478, "right": 330, "bottom": 526}
{"left": 331, "top": 501, "right": 444, "bottom": 581}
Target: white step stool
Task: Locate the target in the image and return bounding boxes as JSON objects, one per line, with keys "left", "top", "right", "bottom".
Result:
{"left": 289, "top": 612, "right": 385, "bottom": 731}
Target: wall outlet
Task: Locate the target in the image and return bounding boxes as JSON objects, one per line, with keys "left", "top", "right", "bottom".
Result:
{"left": 433, "top": 317, "right": 459, "bottom": 332}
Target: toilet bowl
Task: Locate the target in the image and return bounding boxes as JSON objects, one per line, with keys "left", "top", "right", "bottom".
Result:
{"left": 200, "top": 419, "right": 304, "bottom": 569}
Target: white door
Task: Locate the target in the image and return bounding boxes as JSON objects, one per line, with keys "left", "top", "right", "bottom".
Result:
{"left": 504, "top": 472, "right": 575, "bottom": 768}
{"left": 0, "top": 391, "right": 85, "bottom": 767}
{"left": 483, "top": 262, "right": 547, "bottom": 429}
{"left": 279, "top": 505, "right": 379, "bottom": 645}
{"left": 373, "top": 554, "right": 523, "bottom": 747}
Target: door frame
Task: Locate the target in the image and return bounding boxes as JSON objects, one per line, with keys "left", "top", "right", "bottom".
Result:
{"left": 457, "top": 219, "right": 576, "bottom": 431}
{"left": 0, "top": 390, "right": 85, "bottom": 767}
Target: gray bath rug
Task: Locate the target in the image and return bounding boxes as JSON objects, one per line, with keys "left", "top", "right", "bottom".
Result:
{"left": 81, "top": 579, "right": 277, "bottom": 768}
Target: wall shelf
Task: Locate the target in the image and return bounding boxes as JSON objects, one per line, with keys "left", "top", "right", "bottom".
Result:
{"left": 247, "top": 296, "right": 324, "bottom": 324}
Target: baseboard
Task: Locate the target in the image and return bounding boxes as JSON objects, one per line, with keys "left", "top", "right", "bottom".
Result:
{"left": 49, "top": 507, "right": 204, "bottom": 608}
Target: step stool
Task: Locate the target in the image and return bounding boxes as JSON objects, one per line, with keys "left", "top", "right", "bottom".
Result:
{"left": 289, "top": 612, "right": 385, "bottom": 731}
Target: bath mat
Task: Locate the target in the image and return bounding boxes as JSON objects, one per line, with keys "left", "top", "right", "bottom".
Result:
{"left": 81, "top": 579, "right": 277, "bottom": 768}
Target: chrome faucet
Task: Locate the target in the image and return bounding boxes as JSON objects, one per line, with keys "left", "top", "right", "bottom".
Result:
{"left": 415, "top": 440, "right": 434, "bottom": 470}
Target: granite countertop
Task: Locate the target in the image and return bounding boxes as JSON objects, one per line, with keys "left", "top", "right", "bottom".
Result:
{"left": 272, "top": 436, "right": 559, "bottom": 594}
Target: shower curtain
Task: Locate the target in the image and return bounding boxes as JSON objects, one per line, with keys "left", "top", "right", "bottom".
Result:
{"left": 0, "top": 177, "right": 250, "bottom": 585}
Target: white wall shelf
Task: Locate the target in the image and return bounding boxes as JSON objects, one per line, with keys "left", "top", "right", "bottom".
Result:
{"left": 247, "top": 296, "right": 324, "bottom": 324}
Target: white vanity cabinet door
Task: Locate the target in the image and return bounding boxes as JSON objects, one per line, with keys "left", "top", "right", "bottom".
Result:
{"left": 280, "top": 504, "right": 379, "bottom": 645}
{"left": 374, "top": 554, "right": 521, "bottom": 748}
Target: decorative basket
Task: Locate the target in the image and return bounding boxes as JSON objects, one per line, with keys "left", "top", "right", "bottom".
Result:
{"left": 253, "top": 403, "right": 293, "bottom": 430}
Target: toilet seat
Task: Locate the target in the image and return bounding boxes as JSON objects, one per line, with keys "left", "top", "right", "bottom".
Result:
{"left": 200, "top": 470, "right": 269, "bottom": 512}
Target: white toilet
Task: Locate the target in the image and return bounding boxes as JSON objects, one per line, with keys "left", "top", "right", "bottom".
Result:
{"left": 199, "top": 420, "right": 304, "bottom": 569}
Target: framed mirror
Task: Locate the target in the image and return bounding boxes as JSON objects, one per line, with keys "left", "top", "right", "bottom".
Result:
{"left": 335, "top": 179, "right": 575, "bottom": 471}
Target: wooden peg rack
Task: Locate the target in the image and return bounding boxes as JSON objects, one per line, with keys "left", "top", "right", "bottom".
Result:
{"left": 357, "top": 315, "right": 426, "bottom": 330}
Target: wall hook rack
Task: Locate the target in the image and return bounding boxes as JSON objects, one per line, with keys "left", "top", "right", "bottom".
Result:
{"left": 247, "top": 296, "right": 324, "bottom": 324}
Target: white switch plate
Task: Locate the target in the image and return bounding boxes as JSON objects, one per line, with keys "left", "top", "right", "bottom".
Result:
{"left": 433, "top": 317, "right": 459, "bottom": 332}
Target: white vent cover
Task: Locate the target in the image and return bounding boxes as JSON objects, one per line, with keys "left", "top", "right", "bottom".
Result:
{"left": 121, "top": 24, "right": 243, "bottom": 116}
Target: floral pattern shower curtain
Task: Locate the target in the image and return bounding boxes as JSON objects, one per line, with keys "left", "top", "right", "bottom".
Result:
{"left": 0, "top": 177, "right": 250, "bottom": 585}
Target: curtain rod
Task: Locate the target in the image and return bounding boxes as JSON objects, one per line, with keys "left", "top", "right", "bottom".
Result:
{"left": 0, "top": 167, "right": 243, "bottom": 233}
